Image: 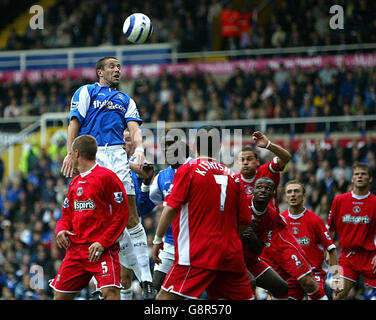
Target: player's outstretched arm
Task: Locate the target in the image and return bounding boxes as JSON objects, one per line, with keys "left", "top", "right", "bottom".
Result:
{"left": 252, "top": 131, "right": 291, "bottom": 168}
{"left": 61, "top": 118, "right": 80, "bottom": 177}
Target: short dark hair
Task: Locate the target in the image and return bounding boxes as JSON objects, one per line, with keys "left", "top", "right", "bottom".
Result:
{"left": 195, "top": 125, "right": 221, "bottom": 158}
{"left": 284, "top": 180, "right": 306, "bottom": 194}
{"left": 95, "top": 56, "right": 118, "bottom": 81}
{"left": 255, "top": 177, "right": 275, "bottom": 190}
{"left": 72, "top": 135, "right": 97, "bottom": 160}
{"left": 352, "top": 161, "right": 372, "bottom": 177}
{"left": 240, "top": 146, "right": 258, "bottom": 159}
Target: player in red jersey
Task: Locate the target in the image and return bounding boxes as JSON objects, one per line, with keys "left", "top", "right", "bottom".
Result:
{"left": 281, "top": 180, "right": 340, "bottom": 299}
{"left": 241, "top": 177, "right": 288, "bottom": 299}
{"left": 245, "top": 177, "right": 328, "bottom": 300}
{"left": 50, "top": 135, "right": 129, "bottom": 300}
{"left": 236, "top": 131, "right": 291, "bottom": 211}
{"left": 327, "top": 162, "right": 376, "bottom": 300}
{"left": 152, "top": 126, "right": 253, "bottom": 300}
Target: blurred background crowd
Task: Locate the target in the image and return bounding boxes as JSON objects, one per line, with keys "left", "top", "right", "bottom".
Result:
{"left": 3, "top": 0, "right": 376, "bottom": 52}
{"left": 1, "top": 64, "right": 376, "bottom": 134}
{"left": 0, "top": 0, "right": 375, "bottom": 300}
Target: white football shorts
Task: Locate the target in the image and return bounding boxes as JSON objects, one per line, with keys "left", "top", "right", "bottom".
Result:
{"left": 96, "top": 144, "right": 135, "bottom": 196}
{"left": 154, "top": 242, "right": 175, "bottom": 274}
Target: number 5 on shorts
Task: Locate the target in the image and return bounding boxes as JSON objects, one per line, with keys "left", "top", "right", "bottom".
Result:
{"left": 101, "top": 261, "right": 108, "bottom": 274}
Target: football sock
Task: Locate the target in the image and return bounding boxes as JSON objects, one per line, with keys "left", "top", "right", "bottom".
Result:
{"left": 128, "top": 223, "right": 153, "bottom": 282}
{"left": 120, "top": 288, "right": 133, "bottom": 300}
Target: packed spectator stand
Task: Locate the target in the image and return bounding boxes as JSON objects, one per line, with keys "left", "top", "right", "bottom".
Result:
{"left": 0, "top": 0, "right": 375, "bottom": 300}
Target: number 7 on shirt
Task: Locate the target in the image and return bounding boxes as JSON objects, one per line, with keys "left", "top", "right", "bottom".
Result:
{"left": 214, "top": 175, "right": 228, "bottom": 211}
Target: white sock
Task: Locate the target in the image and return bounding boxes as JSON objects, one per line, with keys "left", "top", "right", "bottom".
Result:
{"left": 128, "top": 223, "right": 153, "bottom": 282}
{"left": 120, "top": 288, "right": 133, "bottom": 300}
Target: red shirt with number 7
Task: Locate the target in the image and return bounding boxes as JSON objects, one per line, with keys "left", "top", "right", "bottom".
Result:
{"left": 166, "top": 157, "right": 252, "bottom": 272}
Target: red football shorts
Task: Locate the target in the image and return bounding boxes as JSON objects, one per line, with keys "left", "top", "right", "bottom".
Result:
{"left": 243, "top": 250, "right": 271, "bottom": 279}
{"left": 288, "top": 269, "right": 326, "bottom": 300}
{"left": 49, "top": 243, "right": 121, "bottom": 293}
{"left": 339, "top": 248, "right": 376, "bottom": 288}
{"left": 161, "top": 264, "right": 254, "bottom": 300}
{"left": 260, "top": 231, "right": 312, "bottom": 282}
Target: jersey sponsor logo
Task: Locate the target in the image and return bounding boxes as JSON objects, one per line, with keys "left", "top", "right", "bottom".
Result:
{"left": 93, "top": 99, "right": 126, "bottom": 113}
{"left": 113, "top": 192, "right": 124, "bottom": 203}
{"left": 74, "top": 199, "right": 96, "bottom": 211}
{"left": 353, "top": 206, "right": 361, "bottom": 213}
{"left": 163, "top": 180, "right": 172, "bottom": 186}
{"left": 296, "top": 236, "right": 310, "bottom": 246}
{"left": 342, "top": 214, "right": 370, "bottom": 224}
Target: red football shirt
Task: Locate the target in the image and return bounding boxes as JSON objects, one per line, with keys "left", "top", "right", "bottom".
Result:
{"left": 236, "top": 157, "right": 283, "bottom": 212}
{"left": 243, "top": 201, "right": 286, "bottom": 268}
{"left": 327, "top": 191, "right": 376, "bottom": 252}
{"left": 166, "top": 157, "right": 252, "bottom": 272}
{"left": 56, "top": 164, "right": 129, "bottom": 249}
{"left": 250, "top": 202, "right": 286, "bottom": 246}
{"left": 281, "top": 208, "right": 336, "bottom": 271}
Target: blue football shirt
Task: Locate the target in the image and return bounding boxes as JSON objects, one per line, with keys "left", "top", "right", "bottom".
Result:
{"left": 70, "top": 82, "right": 142, "bottom": 146}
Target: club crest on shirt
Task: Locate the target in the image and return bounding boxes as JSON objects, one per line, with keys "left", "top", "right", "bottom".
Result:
{"left": 245, "top": 185, "right": 253, "bottom": 195}
{"left": 77, "top": 187, "right": 83, "bottom": 197}
{"left": 292, "top": 227, "right": 299, "bottom": 235}
{"left": 353, "top": 206, "right": 361, "bottom": 214}
{"left": 113, "top": 192, "right": 124, "bottom": 203}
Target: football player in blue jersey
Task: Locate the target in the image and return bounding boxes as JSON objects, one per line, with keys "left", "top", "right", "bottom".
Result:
{"left": 119, "top": 130, "right": 156, "bottom": 300}
{"left": 149, "top": 132, "right": 194, "bottom": 292}
{"left": 61, "top": 56, "right": 156, "bottom": 299}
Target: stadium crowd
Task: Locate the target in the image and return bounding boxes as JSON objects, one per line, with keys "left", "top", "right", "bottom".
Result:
{"left": 1, "top": 63, "right": 376, "bottom": 135}
{"left": 4, "top": 0, "right": 375, "bottom": 52}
